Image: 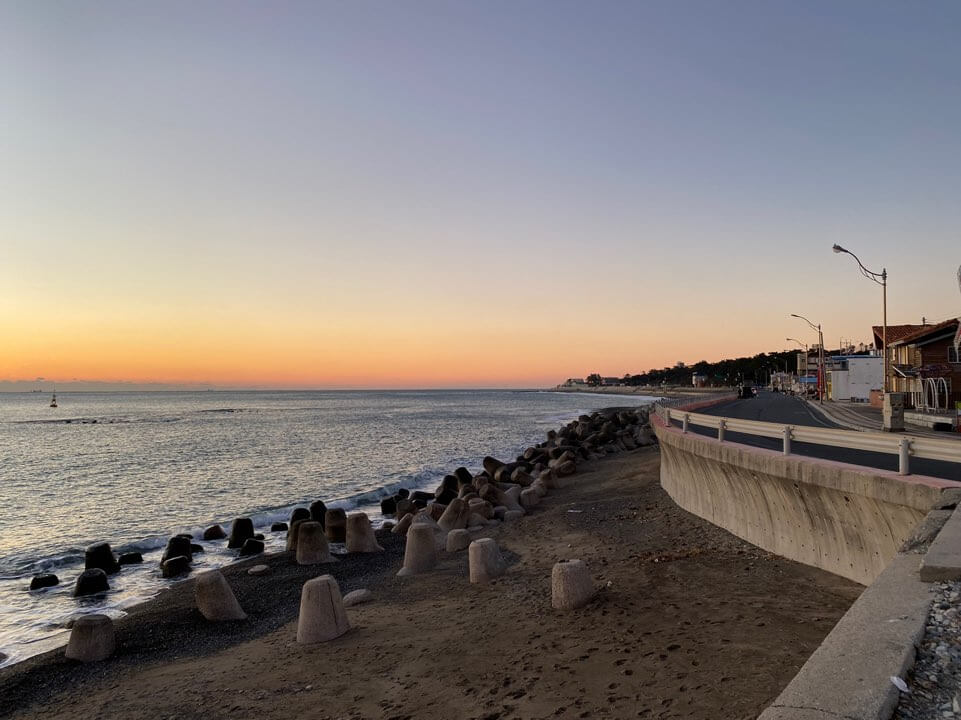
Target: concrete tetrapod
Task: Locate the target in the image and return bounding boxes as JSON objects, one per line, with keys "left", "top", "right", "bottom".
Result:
{"left": 551, "top": 559, "right": 594, "bottom": 610}
{"left": 397, "top": 524, "right": 437, "bottom": 577}
{"left": 286, "top": 518, "right": 308, "bottom": 552}
{"left": 345, "top": 513, "right": 383, "bottom": 553}
{"left": 468, "top": 499, "right": 494, "bottom": 520}
{"left": 296, "top": 521, "right": 335, "bottom": 565}
{"left": 468, "top": 538, "right": 505, "bottom": 584}
{"left": 324, "top": 509, "right": 347, "bottom": 543}
{"left": 519, "top": 488, "right": 539, "bottom": 511}
{"left": 392, "top": 512, "right": 415, "bottom": 536}
{"left": 446, "top": 528, "right": 471, "bottom": 552}
{"left": 501, "top": 486, "right": 526, "bottom": 514}
{"left": 194, "top": 570, "right": 246, "bottom": 621}
{"left": 65, "top": 614, "right": 115, "bottom": 662}
{"left": 411, "top": 513, "right": 447, "bottom": 551}
{"left": 296, "top": 575, "right": 349, "bottom": 644}
{"left": 437, "top": 498, "right": 471, "bottom": 533}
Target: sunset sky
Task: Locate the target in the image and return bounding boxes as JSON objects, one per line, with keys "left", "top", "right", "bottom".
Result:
{"left": 3, "top": 1, "right": 960, "bottom": 389}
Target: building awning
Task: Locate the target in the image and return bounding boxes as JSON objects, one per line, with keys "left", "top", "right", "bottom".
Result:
{"left": 892, "top": 365, "right": 919, "bottom": 378}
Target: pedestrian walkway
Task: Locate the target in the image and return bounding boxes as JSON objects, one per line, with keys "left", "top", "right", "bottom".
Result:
{"left": 805, "top": 398, "right": 959, "bottom": 440}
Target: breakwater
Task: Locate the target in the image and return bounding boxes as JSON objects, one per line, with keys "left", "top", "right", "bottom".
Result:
{"left": 0, "top": 390, "right": 659, "bottom": 666}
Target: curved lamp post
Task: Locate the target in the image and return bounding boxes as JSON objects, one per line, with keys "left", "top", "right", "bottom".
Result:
{"left": 785, "top": 337, "right": 808, "bottom": 394}
{"left": 791, "top": 314, "right": 824, "bottom": 403}
{"left": 832, "top": 244, "right": 888, "bottom": 392}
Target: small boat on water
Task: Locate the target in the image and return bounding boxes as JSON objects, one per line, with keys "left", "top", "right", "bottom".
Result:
{"left": 50, "top": 393, "right": 57, "bottom": 408}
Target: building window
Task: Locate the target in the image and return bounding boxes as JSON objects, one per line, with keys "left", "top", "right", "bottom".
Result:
{"left": 950, "top": 345, "right": 960, "bottom": 363}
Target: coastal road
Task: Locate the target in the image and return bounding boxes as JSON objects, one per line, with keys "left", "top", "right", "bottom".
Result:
{"left": 678, "top": 391, "right": 961, "bottom": 482}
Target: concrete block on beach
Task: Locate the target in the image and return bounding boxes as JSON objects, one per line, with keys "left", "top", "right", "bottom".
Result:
{"left": 437, "top": 498, "right": 470, "bottom": 532}
{"left": 65, "top": 614, "right": 115, "bottom": 662}
{"left": 395, "top": 498, "right": 415, "bottom": 520}
{"left": 227, "top": 518, "right": 255, "bottom": 549}
{"left": 446, "top": 528, "right": 471, "bottom": 552}
{"left": 296, "top": 521, "right": 335, "bottom": 565}
{"left": 309, "top": 500, "right": 328, "bottom": 527}
{"left": 468, "top": 499, "right": 494, "bottom": 519}
{"left": 345, "top": 513, "right": 383, "bottom": 553}
{"left": 162, "top": 556, "right": 191, "bottom": 578}
{"left": 392, "top": 512, "right": 415, "bottom": 536}
{"left": 84, "top": 542, "right": 120, "bottom": 575}
{"left": 325, "top": 508, "right": 347, "bottom": 543}
{"left": 74, "top": 568, "right": 109, "bottom": 596}
{"left": 397, "top": 524, "right": 437, "bottom": 576}
{"left": 469, "top": 538, "right": 505, "bottom": 583}
{"left": 511, "top": 468, "right": 534, "bottom": 486}
{"left": 296, "top": 575, "right": 349, "bottom": 644}
{"left": 202, "top": 524, "right": 226, "bottom": 541}
{"left": 551, "top": 559, "right": 593, "bottom": 610}
{"left": 286, "top": 518, "right": 308, "bottom": 551}
{"left": 520, "top": 488, "right": 539, "bottom": 510}
{"left": 239, "top": 538, "right": 264, "bottom": 556}
{"left": 501, "top": 486, "right": 525, "bottom": 514}
{"left": 195, "top": 570, "right": 246, "bottom": 621}
{"left": 290, "top": 507, "right": 310, "bottom": 526}
{"left": 160, "top": 535, "right": 193, "bottom": 565}
{"left": 30, "top": 574, "right": 59, "bottom": 590}
{"left": 411, "top": 512, "right": 447, "bottom": 550}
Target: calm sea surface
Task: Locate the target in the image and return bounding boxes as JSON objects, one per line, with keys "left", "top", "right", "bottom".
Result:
{"left": 0, "top": 389, "right": 657, "bottom": 665}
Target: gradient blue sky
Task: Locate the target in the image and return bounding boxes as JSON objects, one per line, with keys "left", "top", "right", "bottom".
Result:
{"left": 2, "top": 1, "right": 960, "bottom": 387}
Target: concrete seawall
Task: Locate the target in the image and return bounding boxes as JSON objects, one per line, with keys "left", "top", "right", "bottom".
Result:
{"left": 653, "top": 413, "right": 953, "bottom": 585}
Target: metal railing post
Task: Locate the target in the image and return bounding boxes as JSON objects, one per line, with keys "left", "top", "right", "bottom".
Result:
{"left": 718, "top": 419, "right": 726, "bottom": 442}
{"left": 783, "top": 426, "right": 792, "bottom": 455}
{"left": 899, "top": 437, "right": 911, "bottom": 475}
{"left": 682, "top": 414, "right": 689, "bottom": 433}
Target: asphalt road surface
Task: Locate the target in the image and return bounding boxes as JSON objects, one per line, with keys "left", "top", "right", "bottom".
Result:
{"left": 675, "top": 390, "right": 961, "bottom": 482}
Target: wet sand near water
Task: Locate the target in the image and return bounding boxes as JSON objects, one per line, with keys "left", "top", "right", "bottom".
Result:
{"left": 1, "top": 449, "right": 862, "bottom": 720}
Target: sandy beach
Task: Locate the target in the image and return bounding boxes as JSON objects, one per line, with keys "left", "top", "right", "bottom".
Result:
{"left": 1, "top": 447, "right": 862, "bottom": 720}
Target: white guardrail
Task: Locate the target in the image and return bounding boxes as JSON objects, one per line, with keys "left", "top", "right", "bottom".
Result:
{"left": 654, "top": 396, "right": 961, "bottom": 476}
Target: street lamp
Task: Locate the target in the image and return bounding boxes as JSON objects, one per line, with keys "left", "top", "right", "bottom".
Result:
{"left": 832, "top": 244, "right": 888, "bottom": 392}
{"left": 791, "top": 314, "right": 824, "bottom": 403}
{"left": 784, "top": 338, "right": 807, "bottom": 395}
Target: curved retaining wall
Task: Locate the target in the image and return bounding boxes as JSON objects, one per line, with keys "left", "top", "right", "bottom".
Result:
{"left": 653, "top": 414, "right": 954, "bottom": 585}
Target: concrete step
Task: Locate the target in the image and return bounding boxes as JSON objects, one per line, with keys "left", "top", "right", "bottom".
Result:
{"left": 920, "top": 503, "right": 961, "bottom": 582}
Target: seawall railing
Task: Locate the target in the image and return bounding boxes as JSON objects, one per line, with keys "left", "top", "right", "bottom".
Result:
{"left": 654, "top": 397, "right": 961, "bottom": 476}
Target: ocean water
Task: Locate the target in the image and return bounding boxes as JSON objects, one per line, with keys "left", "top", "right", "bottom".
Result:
{"left": 0, "top": 389, "right": 658, "bottom": 666}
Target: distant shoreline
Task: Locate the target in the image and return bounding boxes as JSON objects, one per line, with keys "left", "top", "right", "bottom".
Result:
{"left": 550, "top": 385, "right": 732, "bottom": 399}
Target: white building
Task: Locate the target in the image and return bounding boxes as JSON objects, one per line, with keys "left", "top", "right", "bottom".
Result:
{"left": 826, "top": 355, "right": 883, "bottom": 402}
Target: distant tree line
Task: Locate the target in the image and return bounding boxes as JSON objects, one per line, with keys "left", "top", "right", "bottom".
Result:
{"left": 611, "top": 349, "right": 805, "bottom": 387}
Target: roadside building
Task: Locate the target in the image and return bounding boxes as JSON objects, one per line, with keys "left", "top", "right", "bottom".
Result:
{"left": 825, "top": 355, "right": 883, "bottom": 402}
{"left": 692, "top": 373, "right": 708, "bottom": 388}
{"left": 872, "top": 318, "right": 961, "bottom": 413}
